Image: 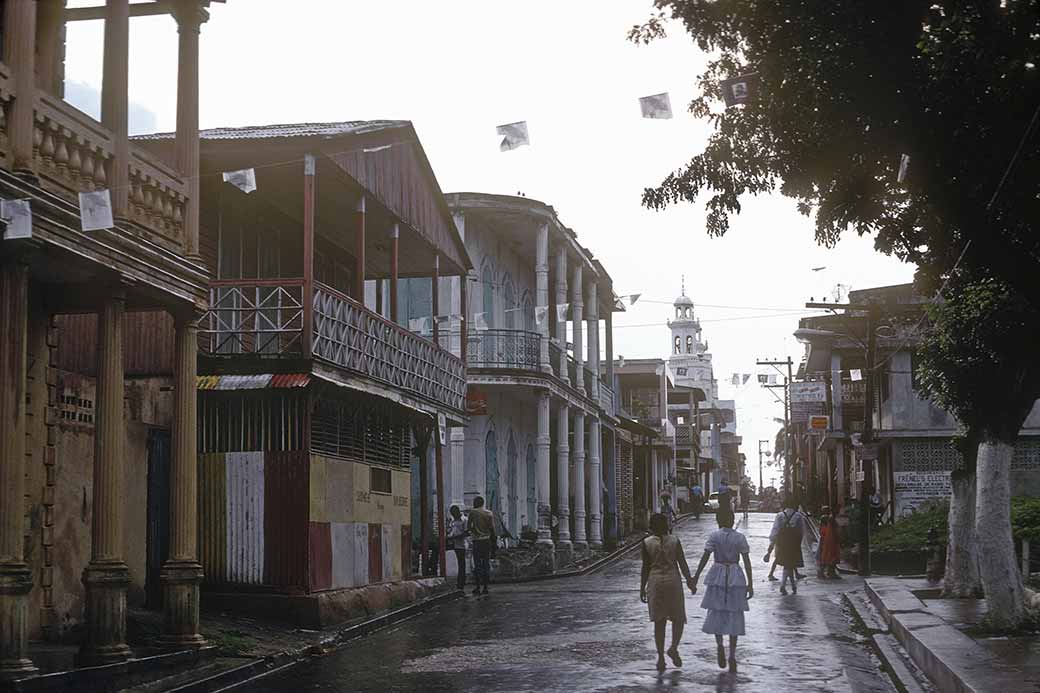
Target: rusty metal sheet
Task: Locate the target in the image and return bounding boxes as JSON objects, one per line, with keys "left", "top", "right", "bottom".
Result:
{"left": 368, "top": 524, "right": 382, "bottom": 584}
{"left": 198, "top": 453, "right": 227, "bottom": 584}
{"left": 264, "top": 450, "right": 310, "bottom": 588}
{"left": 55, "top": 311, "right": 175, "bottom": 376}
{"left": 226, "top": 452, "right": 265, "bottom": 585}
{"left": 270, "top": 373, "right": 310, "bottom": 388}
{"left": 381, "top": 524, "right": 394, "bottom": 582}
{"left": 308, "top": 522, "right": 332, "bottom": 592}
{"left": 196, "top": 375, "right": 221, "bottom": 390}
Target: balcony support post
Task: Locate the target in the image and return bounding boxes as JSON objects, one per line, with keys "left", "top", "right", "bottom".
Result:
{"left": 586, "top": 281, "right": 598, "bottom": 402}
{"left": 588, "top": 417, "right": 603, "bottom": 549}
{"left": 535, "top": 224, "right": 551, "bottom": 373}
{"left": 536, "top": 392, "right": 553, "bottom": 546}
{"left": 302, "top": 155, "right": 316, "bottom": 356}
{"left": 435, "top": 427, "right": 447, "bottom": 578}
{"left": 5, "top": 0, "right": 37, "bottom": 174}
{"left": 605, "top": 309, "right": 614, "bottom": 396}
{"left": 555, "top": 402, "right": 572, "bottom": 561}
{"left": 572, "top": 412, "right": 587, "bottom": 550}
{"left": 172, "top": 0, "right": 207, "bottom": 258}
{"left": 460, "top": 274, "right": 468, "bottom": 363}
{"left": 354, "top": 196, "right": 366, "bottom": 301}
{"left": 571, "top": 264, "right": 584, "bottom": 394}
{"left": 389, "top": 224, "right": 400, "bottom": 323}
{"left": 102, "top": 0, "right": 129, "bottom": 219}
{"left": 432, "top": 254, "right": 441, "bottom": 348}
{"left": 555, "top": 250, "right": 568, "bottom": 382}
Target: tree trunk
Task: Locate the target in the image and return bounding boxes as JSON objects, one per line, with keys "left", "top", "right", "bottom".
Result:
{"left": 975, "top": 438, "right": 1026, "bottom": 629}
{"left": 943, "top": 470, "right": 980, "bottom": 597}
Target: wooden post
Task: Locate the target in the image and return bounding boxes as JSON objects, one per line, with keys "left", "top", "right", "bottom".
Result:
{"left": 0, "top": 263, "right": 36, "bottom": 680}
{"left": 302, "top": 155, "right": 316, "bottom": 356}
{"left": 417, "top": 431, "right": 430, "bottom": 575}
{"left": 460, "top": 275, "right": 468, "bottom": 363}
{"left": 172, "top": 0, "right": 207, "bottom": 258}
{"left": 389, "top": 224, "right": 399, "bottom": 323}
{"left": 5, "top": 0, "right": 36, "bottom": 174}
{"left": 354, "top": 196, "right": 366, "bottom": 301}
{"left": 535, "top": 224, "right": 551, "bottom": 373}
{"left": 102, "top": 0, "right": 129, "bottom": 219}
{"left": 435, "top": 425, "right": 447, "bottom": 578}
{"left": 1023, "top": 538, "right": 1031, "bottom": 579}
{"left": 432, "top": 254, "right": 441, "bottom": 348}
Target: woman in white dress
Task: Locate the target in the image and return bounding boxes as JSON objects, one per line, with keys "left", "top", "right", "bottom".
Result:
{"left": 640, "top": 513, "right": 695, "bottom": 671}
{"left": 691, "top": 509, "right": 753, "bottom": 673}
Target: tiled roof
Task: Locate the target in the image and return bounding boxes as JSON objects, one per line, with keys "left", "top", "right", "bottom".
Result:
{"left": 132, "top": 120, "right": 411, "bottom": 141}
{"left": 197, "top": 374, "right": 310, "bottom": 390}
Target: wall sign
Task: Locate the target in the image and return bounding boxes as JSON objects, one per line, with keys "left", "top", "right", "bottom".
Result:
{"left": 894, "top": 471, "right": 951, "bottom": 518}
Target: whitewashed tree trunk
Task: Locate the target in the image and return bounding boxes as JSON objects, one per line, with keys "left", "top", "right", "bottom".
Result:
{"left": 975, "top": 439, "right": 1026, "bottom": 629}
{"left": 943, "top": 471, "right": 980, "bottom": 597}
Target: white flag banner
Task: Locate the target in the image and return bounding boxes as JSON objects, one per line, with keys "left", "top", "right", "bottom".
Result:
{"left": 496, "top": 121, "right": 530, "bottom": 151}
{"left": 731, "top": 373, "right": 740, "bottom": 386}
{"left": 535, "top": 305, "right": 548, "bottom": 326}
{"left": 850, "top": 368, "right": 863, "bottom": 382}
{"left": 437, "top": 413, "right": 447, "bottom": 446}
{"left": 474, "top": 312, "right": 490, "bottom": 332}
{"left": 79, "top": 189, "right": 114, "bottom": 232}
{"left": 556, "top": 303, "right": 570, "bottom": 322}
{"left": 767, "top": 374, "right": 778, "bottom": 385}
{"left": 222, "top": 168, "right": 257, "bottom": 194}
{"left": 639, "top": 92, "right": 673, "bottom": 119}
{"left": 627, "top": 293, "right": 642, "bottom": 306}
{"left": 408, "top": 317, "right": 430, "bottom": 333}
{"left": 1, "top": 199, "right": 32, "bottom": 239}
{"left": 897, "top": 154, "right": 910, "bottom": 184}
{"left": 742, "top": 373, "right": 752, "bottom": 385}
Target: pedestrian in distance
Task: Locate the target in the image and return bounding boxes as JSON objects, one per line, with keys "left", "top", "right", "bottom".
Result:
{"left": 660, "top": 494, "right": 677, "bottom": 528}
{"left": 739, "top": 479, "right": 751, "bottom": 523}
{"left": 691, "top": 483, "right": 704, "bottom": 520}
{"left": 690, "top": 509, "right": 753, "bottom": 674}
{"left": 717, "top": 478, "right": 733, "bottom": 515}
{"left": 639, "top": 512, "right": 696, "bottom": 672}
{"left": 817, "top": 505, "right": 842, "bottom": 580}
{"left": 764, "top": 495, "right": 805, "bottom": 595}
{"left": 446, "top": 505, "right": 469, "bottom": 591}
{"left": 468, "top": 496, "right": 497, "bottom": 596}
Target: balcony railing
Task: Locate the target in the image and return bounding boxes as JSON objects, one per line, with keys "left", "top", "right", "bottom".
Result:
{"left": 599, "top": 380, "right": 615, "bottom": 415}
{"left": 468, "top": 329, "right": 541, "bottom": 370}
{"left": 198, "top": 279, "right": 466, "bottom": 412}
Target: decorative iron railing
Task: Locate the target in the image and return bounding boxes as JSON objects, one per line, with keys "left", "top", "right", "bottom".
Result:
{"left": 675, "top": 423, "right": 697, "bottom": 447}
{"left": 599, "top": 380, "right": 615, "bottom": 415}
{"left": 312, "top": 283, "right": 466, "bottom": 411}
{"left": 198, "top": 279, "right": 305, "bottom": 356}
{"left": 467, "top": 329, "right": 541, "bottom": 370}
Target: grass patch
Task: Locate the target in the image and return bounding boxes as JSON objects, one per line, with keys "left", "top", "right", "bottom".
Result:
{"left": 871, "top": 502, "right": 948, "bottom": 552}
{"left": 206, "top": 629, "right": 258, "bottom": 656}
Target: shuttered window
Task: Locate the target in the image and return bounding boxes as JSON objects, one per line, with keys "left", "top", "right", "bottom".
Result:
{"left": 311, "top": 390, "right": 411, "bottom": 468}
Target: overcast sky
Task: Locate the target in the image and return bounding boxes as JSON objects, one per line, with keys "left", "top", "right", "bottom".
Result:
{"left": 64, "top": 1, "right": 914, "bottom": 482}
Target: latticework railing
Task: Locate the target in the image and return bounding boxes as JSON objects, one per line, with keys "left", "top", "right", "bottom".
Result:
{"left": 468, "top": 329, "right": 541, "bottom": 370}
{"left": 599, "top": 380, "right": 615, "bottom": 415}
{"left": 312, "top": 283, "right": 465, "bottom": 411}
{"left": 198, "top": 279, "right": 304, "bottom": 356}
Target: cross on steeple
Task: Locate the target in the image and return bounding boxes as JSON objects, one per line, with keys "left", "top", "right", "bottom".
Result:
{"left": 681, "top": 274, "right": 685, "bottom": 296}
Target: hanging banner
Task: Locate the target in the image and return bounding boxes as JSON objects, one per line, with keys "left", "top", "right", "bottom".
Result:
{"left": 222, "top": 168, "right": 257, "bottom": 193}
{"left": 1, "top": 199, "right": 32, "bottom": 239}
{"left": 496, "top": 121, "right": 530, "bottom": 151}
{"left": 720, "top": 73, "right": 759, "bottom": 107}
{"left": 437, "top": 413, "right": 447, "bottom": 446}
{"left": 638, "top": 92, "right": 673, "bottom": 119}
{"left": 897, "top": 154, "right": 910, "bottom": 184}
{"left": 79, "top": 189, "right": 114, "bottom": 232}
{"left": 474, "top": 312, "right": 490, "bottom": 332}
{"left": 535, "top": 305, "right": 548, "bottom": 326}
{"left": 556, "top": 303, "right": 569, "bottom": 322}
{"left": 850, "top": 368, "right": 863, "bottom": 382}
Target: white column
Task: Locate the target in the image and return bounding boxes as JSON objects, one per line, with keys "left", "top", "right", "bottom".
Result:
{"left": 536, "top": 224, "right": 551, "bottom": 373}
{"left": 572, "top": 412, "right": 587, "bottom": 548}
{"left": 556, "top": 402, "right": 571, "bottom": 545}
{"left": 450, "top": 427, "right": 465, "bottom": 507}
{"left": 587, "top": 281, "right": 599, "bottom": 402}
{"left": 650, "top": 447, "right": 659, "bottom": 511}
{"left": 536, "top": 392, "right": 552, "bottom": 544}
{"left": 571, "top": 263, "right": 584, "bottom": 393}
{"left": 555, "top": 250, "right": 569, "bottom": 382}
{"left": 589, "top": 417, "right": 603, "bottom": 548}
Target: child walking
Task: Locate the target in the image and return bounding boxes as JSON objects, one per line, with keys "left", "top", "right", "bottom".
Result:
{"left": 817, "top": 505, "right": 842, "bottom": 579}
{"left": 691, "top": 509, "right": 753, "bottom": 674}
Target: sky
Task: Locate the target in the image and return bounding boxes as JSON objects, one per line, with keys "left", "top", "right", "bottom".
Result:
{"left": 63, "top": 0, "right": 915, "bottom": 481}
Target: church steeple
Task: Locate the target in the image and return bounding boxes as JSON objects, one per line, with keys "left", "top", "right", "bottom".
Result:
{"left": 669, "top": 280, "right": 702, "bottom": 355}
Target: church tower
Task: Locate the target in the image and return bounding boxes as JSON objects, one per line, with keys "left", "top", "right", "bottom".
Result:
{"left": 667, "top": 278, "right": 716, "bottom": 403}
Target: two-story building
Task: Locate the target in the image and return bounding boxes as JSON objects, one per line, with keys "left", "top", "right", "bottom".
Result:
{"left": 445, "top": 193, "right": 620, "bottom": 566}
{"left": 0, "top": 0, "right": 220, "bottom": 675}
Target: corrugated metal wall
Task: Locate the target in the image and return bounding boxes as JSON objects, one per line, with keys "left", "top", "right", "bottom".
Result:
{"left": 226, "top": 452, "right": 265, "bottom": 584}
{"left": 264, "top": 450, "right": 309, "bottom": 588}
{"left": 55, "top": 312, "right": 175, "bottom": 376}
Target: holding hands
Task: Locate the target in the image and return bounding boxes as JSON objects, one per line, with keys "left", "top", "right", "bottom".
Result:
{"left": 640, "top": 588, "right": 648, "bottom": 604}
{"left": 686, "top": 576, "right": 698, "bottom": 594}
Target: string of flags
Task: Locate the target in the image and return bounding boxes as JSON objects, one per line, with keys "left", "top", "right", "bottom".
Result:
{"left": 497, "top": 121, "right": 530, "bottom": 151}
{"left": 223, "top": 168, "right": 257, "bottom": 194}
{"left": 79, "top": 190, "right": 114, "bottom": 232}
{"left": 1, "top": 199, "right": 32, "bottom": 239}
{"left": 638, "top": 93, "right": 672, "bottom": 119}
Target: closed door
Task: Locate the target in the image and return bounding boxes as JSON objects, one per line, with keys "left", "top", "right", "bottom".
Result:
{"left": 146, "top": 429, "right": 171, "bottom": 610}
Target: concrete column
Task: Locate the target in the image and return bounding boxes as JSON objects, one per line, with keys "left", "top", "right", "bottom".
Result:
{"left": 571, "top": 264, "right": 584, "bottom": 393}
{"left": 556, "top": 402, "right": 571, "bottom": 547}
{"left": 5, "top": 0, "right": 36, "bottom": 174}
{"left": 80, "top": 296, "right": 131, "bottom": 665}
{"left": 588, "top": 418, "right": 603, "bottom": 549}
{"left": 586, "top": 281, "right": 599, "bottom": 402}
{"left": 0, "top": 263, "right": 36, "bottom": 680}
{"left": 572, "top": 412, "right": 587, "bottom": 549}
{"left": 173, "top": 1, "right": 207, "bottom": 259}
{"left": 650, "top": 447, "right": 659, "bottom": 511}
{"left": 536, "top": 392, "right": 552, "bottom": 544}
{"left": 160, "top": 315, "right": 204, "bottom": 649}
{"left": 449, "top": 427, "right": 465, "bottom": 507}
{"left": 555, "top": 250, "right": 568, "bottom": 382}
{"left": 536, "top": 224, "right": 551, "bottom": 373}
{"left": 102, "top": 0, "right": 129, "bottom": 218}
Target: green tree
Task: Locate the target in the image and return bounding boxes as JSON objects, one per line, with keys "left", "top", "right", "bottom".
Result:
{"left": 630, "top": 1, "right": 1040, "bottom": 627}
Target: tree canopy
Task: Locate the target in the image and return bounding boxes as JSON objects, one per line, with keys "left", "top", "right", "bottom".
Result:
{"left": 629, "top": 1, "right": 1040, "bottom": 297}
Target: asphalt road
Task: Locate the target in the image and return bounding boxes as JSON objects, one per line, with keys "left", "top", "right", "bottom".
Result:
{"left": 246, "top": 513, "right": 897, "bottom": 692}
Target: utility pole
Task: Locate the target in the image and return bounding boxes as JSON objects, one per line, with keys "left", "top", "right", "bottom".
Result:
{"left": 805, "top": 300, "right": 880, "bottom": 577}
{"left": 757, "top": 439, "right": 769, "bottom": 494}
{"left": 757, "top": 358, "right": 794, "bottom": 493}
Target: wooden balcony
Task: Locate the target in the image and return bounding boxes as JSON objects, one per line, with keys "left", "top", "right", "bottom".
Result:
{"left": 197, "top": 278, "right": 466, "bottom": 413}
{"left": 468, "top": 329, "right": 542, "bottom": 370}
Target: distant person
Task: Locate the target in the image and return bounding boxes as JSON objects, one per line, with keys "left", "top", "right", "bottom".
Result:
{"left": 640, "top": 513, "right": 695, "bottom": 672}
{"left": 718, "top": 479, "right": 733, "bottom": 515}
{"left": 817, "top": 505, "right": 842, "bottom": 580}
{"left": 468, "top": 496, "right": 497, "bottom": 596}
{"left": 691, "top": 484, "right": 704, "bottom": 520}
{"left": 764, "top": 495, "right": 805, "bottom": 595}
{"left": 660, "top": 494, "right": 677, "bottom": 528}
{"left": 739, "top": 480, "right": 751, "bottom": 522}
{"left": 446, "top": 505, "right": 469, "bottom": 591}
{"left": 691, "top": 509, "right": 753, "bottom": 674}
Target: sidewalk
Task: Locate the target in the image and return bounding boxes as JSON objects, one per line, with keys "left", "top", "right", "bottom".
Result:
{"left": 860, "top": 576, "right": 1040, "bottom": 693}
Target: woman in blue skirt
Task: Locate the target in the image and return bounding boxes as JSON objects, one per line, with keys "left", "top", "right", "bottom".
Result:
{"left": 691, "top": 509, "right": 753, "bottom": 673}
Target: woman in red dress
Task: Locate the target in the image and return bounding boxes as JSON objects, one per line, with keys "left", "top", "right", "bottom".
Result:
{"left": 817, "top": 505, "right": 842, "bottom": 579}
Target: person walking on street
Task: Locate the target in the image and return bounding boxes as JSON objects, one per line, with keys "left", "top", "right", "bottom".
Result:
{"left": 468, "top": 496, "right": 497, "bottom": 596}
{"left": 446, "top": 505, "right": 469, "bottom": 591}
{"left": 717, "top": 479, "right": 733, "bottom": 515}
{"left": 640, "top": 513, "right": 695, "bottom": 672}
{"left": 691, "top": 509, "right": 753, "bottom": 674}
{"left": 660, "top": 494, "right": 677, "bottom": 529}
{"left": 739, "top": 479, "right": 751, "bottom": 523}
{"left": 764, "top": 496, "right": 805, "bottom": 595}
{"left": 691, "top": 484, "right": 704, "bottom": 520}
{"left": 817, "top": 505, "right": 842, "bottom": 579}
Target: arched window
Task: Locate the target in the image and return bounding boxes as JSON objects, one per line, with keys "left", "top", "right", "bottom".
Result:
{"left": 686, "top": 335, "right": 693, "bottom": 353}
{"left": 674, "top": 336, "right": 681, "bottom": 354}
{"left": 522, "top": 293, "right": 533, "bottom": 332}
{"left": 685, "top": 307, "right": 692, "bottom": 319}
{"left": 485, "top": 429, "right": 500, "bottom": 518}
{"left": 507, "top": 432, "right": 518, "bottom": 538}
{"left": 503, "top": 278, "right": 515, "bottom": 329}
{"left": 481, "top": 264, "right": 495, "bottom": 326}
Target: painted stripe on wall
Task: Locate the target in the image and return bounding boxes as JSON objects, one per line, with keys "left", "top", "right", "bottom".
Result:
{"left": 198, "top": 454, "right": 227, "bottom": 584}
{"left": 352, "top": 522, "right": 369, "bottom": 588}
{"left": 264, "top": 450, "right": 310, "bottom": 588}
{"left": 368, "top": 524, "right": 382, "bottom": 583}
{"left": 381, "top": 523, "right": 394, "bottom": 582}
{"left": 309, "top": 522, "right": 332, "bottom": 591}
{"left": 226, "top": 452, "right": 265, "bottom": 584}
{"left": 330, "top": 522, "right": 355, "bottom": 589}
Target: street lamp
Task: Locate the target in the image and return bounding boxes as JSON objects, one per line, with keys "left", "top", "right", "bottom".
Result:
{"left": 757, "top": 440, "right": 771, "bottom": 497}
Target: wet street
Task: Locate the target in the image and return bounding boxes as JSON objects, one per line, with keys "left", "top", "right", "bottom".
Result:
{"left": 248, "top": 514, "right": 896, "bottom": 692}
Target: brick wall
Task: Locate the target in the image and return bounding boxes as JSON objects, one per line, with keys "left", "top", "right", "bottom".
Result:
{"left": 617, "top": 436, "right": 634, "bottom": 536}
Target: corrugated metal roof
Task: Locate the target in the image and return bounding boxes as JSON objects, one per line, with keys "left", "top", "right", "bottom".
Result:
{"left": 197, "top": 374, "right": 310, "bottom": 390}
{"left": 132, "top": 120, "right": 410, "bottom": 141}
